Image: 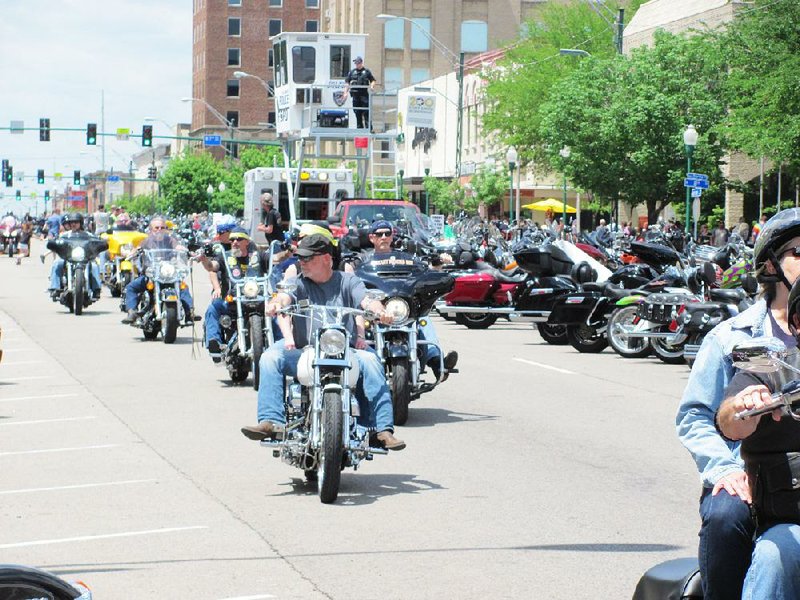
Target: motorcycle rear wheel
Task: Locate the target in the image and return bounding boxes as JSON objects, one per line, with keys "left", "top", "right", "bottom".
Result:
{"left": 455, "top": 312, "right": 497, "bottom": 329}
{"left": 162, "top": 305, "right": 178, "bottom": 344}
{"left": 650, "top": 333, "right": 687, "bottom": 364}
{"left": 607, "top": 306, "right": 651, "bottom": 358}
{"left": 537, "top": 323, "right": 568, "bottom": 345}
{"left": 390, "top": 358, "right": 411, "bottom": 426}
{"left": 250, "top": 314, "right": 265, "bottom": 391}
{"left": 566, "top": 324, "right": 608, "bottom": 353}
{"left": 73, "top": 269, "right": 84, "bottom": 316}
{"left": 318, "top": 390, "right": 344, "bottom": 504}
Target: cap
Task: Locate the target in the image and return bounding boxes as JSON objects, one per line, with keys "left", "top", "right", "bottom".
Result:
{"left": 299, "top": 222, "right": 335, "bottom": 243}
{"left": 229, "top": 227, "right": 250, "bottom": 241}
{"left": 295, "top": 233, "right": 333, "bottom": 257}
{"left": 216, "top": 222, "right": 236, "bottom": 234}
{"left": 370, "top": 220, "right": 392, "bottom": 234}
{"left": 354, "top": 56, "right": 363, "bottom": 63}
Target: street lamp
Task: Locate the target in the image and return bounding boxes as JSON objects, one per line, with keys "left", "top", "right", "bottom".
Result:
{"left": 506, "top": 146, "right": 518, "bottom": 222}
{"left": 182, "top": 97, "right": 236, "bottom": 157}
{"left": 422, "top": 153, "right": 432, "bottom": 214}
{"left": 560, "top": 146, "right": 571, "bottom": 235}
{"left": 559, "top": 48, "right": 592, "bottom": 58}
{"left": 233, "top": 70, "right": 272, "bottom": 97}
{"left": 683, "top": 124, "right": 698, "bottom": 234}
{"left": 397, "top": 153, "right": 405, "bottom": 199}
{"left": 377, "top": 13, "right": 465, "bottom": 178}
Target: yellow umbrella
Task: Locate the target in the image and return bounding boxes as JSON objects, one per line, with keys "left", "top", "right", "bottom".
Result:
{"left": 522, "top": 198, "right": 576, "bottom": 213}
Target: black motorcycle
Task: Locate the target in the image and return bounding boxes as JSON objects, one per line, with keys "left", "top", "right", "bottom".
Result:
{"left": 0, "top": 564, "right": 92, "bottom": 599}
{"left": 47, "top": 233, "right": 107, "bottom": 315}
{"left": 355, "top": 249, "right": 455, "bottom": 425}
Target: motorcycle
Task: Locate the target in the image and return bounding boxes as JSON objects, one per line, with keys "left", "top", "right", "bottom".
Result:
{"left": 261, "top": 295, "right": 389, "bottom": 504}
{"left": 130, "top": 248, "right": 191, "bottom": 343}
{"left": 101, "top": 229, "right": 148, "bottom": 303}
{"left": 47, "top": 233, "right": 108, "bottom": 315}
{"left": 355, "top": 249, "right": 455, "bottom": 425}
{"left": 0, "top": 564, "right": 92, "bottom": 599}
{"left": 1, "top": 222, "right": 20, "bottom": 258}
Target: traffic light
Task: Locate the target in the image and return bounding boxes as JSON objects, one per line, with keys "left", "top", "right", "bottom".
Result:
{"left": 37, "top": 169, "right": 45, "bottom": 184}
{"left": 4, "top": 166, "right": 12, "bottom": 187}
{"left": 1, "top": 159, "right": 7, "bottom": 181}
{"left": 39, "top": 118, "right": 51, "bottom": 142}
{"left": 142, "top": 125, "right": 153, "bottom": 147}
{"left": 147, "top": 166, "right": 158, "bottom": 180}
{"left": 15, "top": 190, "right": 21, "bottom": 201}
{"left": 44, "top": 190, "right": 50, "bottom": 203}
{"left": 86, "top": 123, "right": 97, "bottom": 145}
{"left": 73, "top": 170, "right": 81, "bottom": 186}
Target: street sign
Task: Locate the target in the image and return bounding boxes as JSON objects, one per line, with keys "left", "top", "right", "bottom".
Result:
{"left": 691, "top": 188, "right": 703, "bottom": 198}
{"left": 116, "top": 127, "right": 130, "bottom": 141}
{"left": 687, "top": 172, "right": 709, "bottom": 181}
{"left": 10, "top": 120, "right": 24, "bottom": 134}
{"left": 684, "top": 177, "right": 709, "bottom": 189}
{"left": 204, "top": 135, "right": 222, "bottom": 147}
{"left": 54, "top": 172, "right": 62, "bottom": 181}
{"left": 107, "top": 175, "right": 121, "bottom": 182}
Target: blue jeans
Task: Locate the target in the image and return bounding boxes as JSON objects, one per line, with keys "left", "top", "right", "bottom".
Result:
{"left": 256, "top": 339, "right": 394, "bottom": 432}
{"left": 204, "top": 299, "right": 235, "bottom": 347}
{"left": 699, "top": 487, "right": 755, "bottom": 599}
{"left": 49, "top": 259, "right": 101, "bottom": 292}
{"left": 124, "top": 275, "right": 193, "bottom": 312}
{"left": 744, "top": 523, "right": 800, "bottom": 599}
{"left": 418, "top": 319, "right": 441, "bottom": 364}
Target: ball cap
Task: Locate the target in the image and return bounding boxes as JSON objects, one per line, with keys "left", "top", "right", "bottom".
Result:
{"left": 295, "top": 233, "right": 334, "bottom": 257}
{"left": 370, "top": 220, "right": 393, "bottom": 234}
{"left": 229, "top": 227, "right": 251, "bottom": 240}
{"left": 354, "top": 56, "right": 363, "bottom": 63}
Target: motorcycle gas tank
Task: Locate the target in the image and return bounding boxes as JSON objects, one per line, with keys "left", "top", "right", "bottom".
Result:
{"left": 47, "top": 232, "right": 108, "bottom": 261}
{"left": 628, "top": 241, "right": 681, "bottom": 273}
{"left": 516, "top": 275, "right": 578, "bottom": 310}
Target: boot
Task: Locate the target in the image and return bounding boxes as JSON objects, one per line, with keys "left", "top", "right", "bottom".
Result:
{"left": 241, "top": 421, "right": 284, "bottom": 441}
{"left": 121, "top": 309, "right": 138, "bottom": 324}
{"left": 375, "top": 430, "right": 406, "bottom": 451}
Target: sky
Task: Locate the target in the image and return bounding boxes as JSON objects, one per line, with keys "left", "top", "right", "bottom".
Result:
{"left": 0, "top": 0, "right": 193, "bottom": 215}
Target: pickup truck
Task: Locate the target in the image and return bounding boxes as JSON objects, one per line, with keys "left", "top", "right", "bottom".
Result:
{"left": 327, "top": 199, "right": 423, "bottom": 237}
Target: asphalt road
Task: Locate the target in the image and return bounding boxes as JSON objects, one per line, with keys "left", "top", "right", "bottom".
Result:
{"left": 0, "top": 238, "right": 701, "bottom": 599}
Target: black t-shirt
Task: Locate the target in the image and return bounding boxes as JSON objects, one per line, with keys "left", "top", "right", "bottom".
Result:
{"left": 215, "top": 244, "right": 266, "bottom": 297}
{"left": 262, "top": 208, "right": 284, "bottom": 243}
{"left": 346, "top": 67, "right": 375, "bottom": 95}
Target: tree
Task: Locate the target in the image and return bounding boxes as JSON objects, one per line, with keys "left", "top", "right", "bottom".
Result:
{"left": 723, "top": 0, "right": 800, "bottom": 168}
{"left": 423, "top": 177, "right": 459, "bottom": 216}
{"left": 468, "top": 166, "right": 508, "bottom": 215}
{"left": 537, "top": 31, "right": 728, "bottom": 223}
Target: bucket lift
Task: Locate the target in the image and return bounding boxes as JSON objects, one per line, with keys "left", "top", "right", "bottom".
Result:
{"left": 270, "top": 32, "right": 400, "bottom": 228}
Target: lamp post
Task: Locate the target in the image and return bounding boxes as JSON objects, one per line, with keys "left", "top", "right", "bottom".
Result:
{"left": 397, "top": 153, "right": 405, "bottom": 199}
{"left": 422, "top": 153, "right": 432, "bottom": 214}
{"left": 683, "top": 124, "right": 698, "bottom": 235}
{"left": 206, "top": 182, "right": 226, "bottom": 212}
{"left": 377, "top": 14, "right": 464, "bottom": 178}
{"left": 506, "top": 146, "right": 518, "bottom": 222}
{"left": 559, "top": 146, "right": 571, "bottom": 235}
{"left": 181, "top": 97, "right": 236, "bottom": 157}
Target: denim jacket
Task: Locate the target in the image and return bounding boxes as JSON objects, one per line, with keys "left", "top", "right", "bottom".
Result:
{"left": 676, "top": 299, "right": 768, "bottom": 488}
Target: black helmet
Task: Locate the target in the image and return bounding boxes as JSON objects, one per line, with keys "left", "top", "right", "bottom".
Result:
{"left": 63, "top": 212, "right": 83, "bottom": 225}
{"left": 754, "top": 208, "right": 800, "bottom": 285}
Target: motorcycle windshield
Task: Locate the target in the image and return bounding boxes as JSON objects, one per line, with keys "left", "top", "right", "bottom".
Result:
{"left": 143, "top": 249, "right": 190, "bottom": 281}
{"left": 47, "top": 232, "right": 108, "bottom": 261}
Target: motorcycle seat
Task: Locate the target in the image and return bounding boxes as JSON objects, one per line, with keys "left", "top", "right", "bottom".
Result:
{"left": 632, "top": 557, "right": 702, "bottom": 600}
{"left": 606, "top": 286, "right": 642, "bottom": 300}
{"left": 709, "top": 288, "right": 747, "bottom": 303}
{"left": 493, "top": 268, "right": 528, "bottom": 284}
{"left": 581, "top": 281, "right": 608, "bottom": 293}
{"left": 684, "top": 301, "right": 725, "bottom": 314}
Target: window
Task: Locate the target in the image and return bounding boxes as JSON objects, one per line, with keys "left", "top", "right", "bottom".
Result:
{"left": 227, "top": 48, "right": 240, "bottom": 66}
{"left": 410, "top": 18, "right": 431, "bottom": 50}
{"left": 268, "top": 111, "right": 276, "bottom": 125}
{"left": 461, "top": 20, "right": 488, "bottom": 53}
{"left": 330, "top": 45, "right": 351, "bottom": 79}
{"left": 292, "top": 46, "right": 316, "bottom": 84}
{"left": 226, "top": 111, "right": 239, "bottom": 128}
{"left": 269, "top": 0, "right": 282, "bottom": 6}
{"left": 384, "top": 67, "right": 403, "bottom": 93}
{"left": 269, "top": 19, "right": 282, "bottom": 37}
{"left": 227, "top": 79, "right": 240, "bottom": 97}
{"left": 228, "top": 0, "right": 241, "bottom": 5}
{"left": 305, "top": 0, "right": 319, "bottom": 7}
{"left": 274, "top": 40, "right": 288, "bottom": 88}
{"left": 384, "top": 18, "right": 404, "bottom": 49}
{"left": 305, "top": 20, "right": 318, "bottom": 32}
{"left": 268, "top": 48, "right": 274, "bottom": 67}
{"left": 228, "top": 17, "right": 240, "bottom": 36}
{"left": 411, "top": 68, "right": 430, "bottom": 84}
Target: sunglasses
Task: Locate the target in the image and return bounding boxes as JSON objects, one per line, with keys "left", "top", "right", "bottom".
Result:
{"left": 781, "top": 246, "right": 800, "bottom": 258}
{"left": 372, "top": 231, "right": 392, "bottom": 238}
{"left": 298, "top": 253, "right": 324, "bottom": 263}
{"left": 231, "top": 238, "right": 247, "bottom": 242}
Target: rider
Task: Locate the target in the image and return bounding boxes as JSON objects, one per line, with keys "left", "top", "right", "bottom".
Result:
{"left": 121, "top": 217, "right": 196, "bottom": 325}
{"left": 197, "top": 226, "right": 268, "bottom": 362}
{"left": 240, "top": 232, "right": 406, "bottom": 451}
{"left": 676, "top": 208, "right": 800, "bottom": 599}
{"left": 47, "top": 213, "right": 102, "bottom": 300}
{"left": 346, "top": 220, "right": 458, "bottom": 380}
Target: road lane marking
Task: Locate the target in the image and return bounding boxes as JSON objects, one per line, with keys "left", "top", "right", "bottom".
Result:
{"left": 0, "top": 525, "right": 209, "bottom": 549}
{"left": 513, "top": 357, "right": 576, "bottom": 375}
{"left": 0, "top": 393, "right": 79, "bottom": 403}
{"left": 0, "top": 375, "right": 53, "bottom": 381}
{"left": 0, "top": 479, "right": 156, "bottom": 496}
{"left": 0, "top": 416, "right": 96, "bottom": 427}
{"left": 0, "top": 444, "right": 119, "bottom": 457}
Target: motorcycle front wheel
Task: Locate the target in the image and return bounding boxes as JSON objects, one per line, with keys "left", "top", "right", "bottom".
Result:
{"left": 566, "top": 323, "right": 608, "bottom": 353}
{"left": 73, "top": 269, "right": 84, "bottom": 316}
{"left": 607, "top": 306, "right": 651, "bottom": 358}
{"left": 250, "top": 314, "right": 265, "bottom": 391}
{"left": 318, "top": 390, "right": 344, "bottom": 504}
{"left": 162, "top": 305, "right": 178, "bottom": 344}
{"left": 455, "top": 312, "right": 498, "bottom": 329}
{"left": 390, "top": 358, "right": 411, "bottom": 426}
{"left": 537, "top": 323, "right": 568, "bottom": 345}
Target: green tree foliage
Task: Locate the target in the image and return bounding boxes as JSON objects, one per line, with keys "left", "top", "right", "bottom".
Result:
{"left": 468, "top": 166, "right": 509, "bottom": 215}
{"left": 115, "top": 194, "right": 162, "bottom": 217}
{"left": 423, "top": 177, "right": 458, "bottom": 216}
{"left": 723, "top": 0, "right": 800, "bottom": 168}
{"left": 537, "top": 31, "right": 728, "bottom": 223}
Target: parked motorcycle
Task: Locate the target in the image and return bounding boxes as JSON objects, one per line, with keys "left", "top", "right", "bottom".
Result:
{"left": 0, "top": 564, "right": 92, "bottom": 599}
{"left": 355, "top": 249, "right": 455, "bottom": 425}
{"left": 101, "top": 229, "right": 148, "bottom": 302}
{"left": 131, "top": 248, "right": 191, "bottom": 343}
{"left": 261, "top": 296, "right": 389, "bottom": 504}
{"left": 47, "top": 233, "right": 108, "bottom": 315}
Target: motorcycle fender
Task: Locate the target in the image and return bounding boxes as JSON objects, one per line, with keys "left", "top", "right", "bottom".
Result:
{"left": 161, "top": 290, "right": 178, "bottom": 303}
{"left": 385, "top": 341, "right": 410, "bottom": 359}
{"left": 616, "top": 295, "right": 644, "bottom": 307}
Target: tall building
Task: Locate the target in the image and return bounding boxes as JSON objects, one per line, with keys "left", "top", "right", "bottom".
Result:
{"left": 190, "top": 0, "right": 323, "bottom": 147}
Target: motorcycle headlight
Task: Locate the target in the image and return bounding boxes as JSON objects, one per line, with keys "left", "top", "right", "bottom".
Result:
{"left": 159, "top": 262, "right": 176, "bottom": 279}
{"left": 320, "top": 329, "right": 347, "bottom": 356}
{"left": 70, "top": 247, "right": 86, "bottom": 261}
{"left": 385, "top": 298, "right": 410, "bottom": 324}
{"left": 243, "top": 279, "right": 260, "bottom": 298}
{"left": 121, "top": 243, "right": 135, "bottom": 257}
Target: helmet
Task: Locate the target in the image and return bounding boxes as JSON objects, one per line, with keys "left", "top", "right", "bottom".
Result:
{"left": 754, "top": 208, "right": 800, "bottom": 283}
{"left": 63, "top": 212, "right": 83, "bottom": 226}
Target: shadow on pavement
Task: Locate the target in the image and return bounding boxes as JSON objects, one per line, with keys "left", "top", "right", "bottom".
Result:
{"left": 401, "top": 407, "right": 497, "bottom": 428}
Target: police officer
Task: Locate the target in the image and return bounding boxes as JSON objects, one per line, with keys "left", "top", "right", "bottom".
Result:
{"left": 345, "top": 56, "right": 376, "bottom": 130}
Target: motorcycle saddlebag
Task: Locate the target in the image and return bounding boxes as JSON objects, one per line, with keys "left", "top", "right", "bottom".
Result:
{"left": 547, "top": 293, "right": 599, "bottom": 325}
{"left": 632, "top": 557, "right": 703, "bottom": 600}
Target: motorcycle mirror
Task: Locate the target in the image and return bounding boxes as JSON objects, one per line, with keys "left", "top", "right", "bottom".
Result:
{"left": 277, "top": 281, "right": 297, "bottom": 295}
{"left": 365, "top": 289, "right": 387, "bottom": 302}
{"left": 731, "top": 337, "right": 788, "bottom": 373}
{"left": 743, "top": 274, "right": 759, "bottom": 295}
{"left": 702, "top": 261, "right": 718, "bottom": 286}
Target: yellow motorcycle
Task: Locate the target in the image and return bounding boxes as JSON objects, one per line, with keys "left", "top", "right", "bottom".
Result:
{"left": 101, "top": 229, "right": 148, "bottom": 307}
